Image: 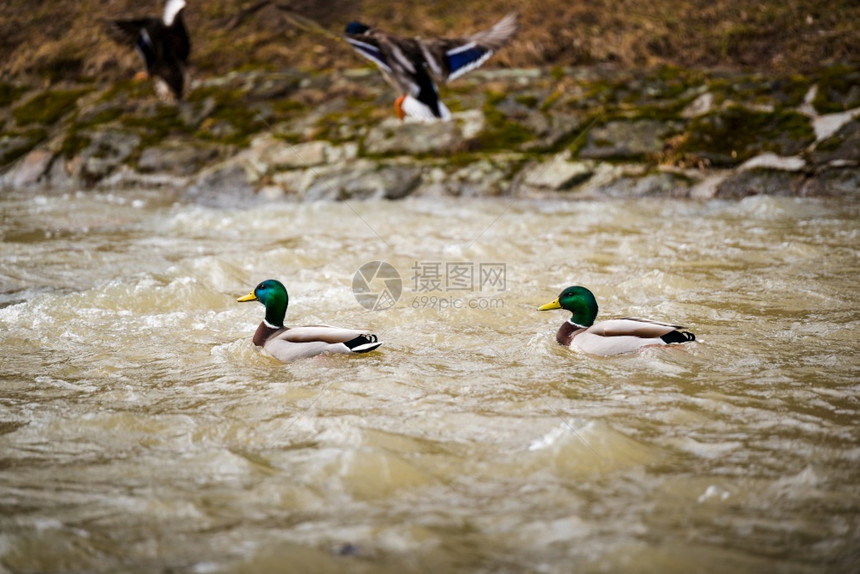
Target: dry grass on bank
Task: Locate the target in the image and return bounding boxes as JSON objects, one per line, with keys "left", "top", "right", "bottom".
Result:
{"left": 1, "top": 0, "right": 857, "bottom": 84}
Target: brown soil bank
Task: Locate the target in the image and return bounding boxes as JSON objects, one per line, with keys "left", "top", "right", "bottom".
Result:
{"left": 1, "top": 0, "right": 857, "bottom": 83}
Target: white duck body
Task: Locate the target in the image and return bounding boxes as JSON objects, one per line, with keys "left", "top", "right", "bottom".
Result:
{"left": 559, "top": 318, "right": 693, "bottom": 356}
{"left": 252, "top": 323, "right": 381, "bottom": 362}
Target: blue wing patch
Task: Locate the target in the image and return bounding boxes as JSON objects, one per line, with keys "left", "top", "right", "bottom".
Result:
{"left": 445, "top": 42, "right": 493, "bottom": 81}
{"left": 135, "top": 29, "right": 157, "bottom": 70}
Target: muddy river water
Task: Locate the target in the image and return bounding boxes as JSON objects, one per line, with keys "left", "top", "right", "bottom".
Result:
{"left": 0, "top": 189, "right": 857, "bottom": 572}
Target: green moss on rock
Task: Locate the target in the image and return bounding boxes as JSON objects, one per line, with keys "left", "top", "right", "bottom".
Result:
{"left": 120, "top": 105, "right": 182, "bottom": 139}
{"left": 0, "top": 128, "right": 48, "bottom": 165}
{"left": 59, "top": 131, "right": 92, "bottom": 158}
{"left": 477, "top": 92, "right": 535, "bottom": 150}
{"left": 12, "top": 87, "right": 93, "bottom": 126}
{"left": 76, "top": 105, "right": 125, "bottom": 129}
{"left": 540, "top": 91, "right": 562, "bottom": 112}
{"left": 0, "top": 83, "right": 27, "bottom": 109}
{"left": 97, "top": 79, "right": 153, "bottom": 104}
{"left": 813, "top": 65, "right": 860, "bottom": 114}
{"left": 708, "top": 75, "right": 811, "bottom": 109}
{"left": 677, "top": 105, "right": 814, "bottom": 167}
{"left": 197, "top": 106, "right": 265, "bottom": 146}
{"left": 515, "top": 94, "right": 540, "bottom": 109}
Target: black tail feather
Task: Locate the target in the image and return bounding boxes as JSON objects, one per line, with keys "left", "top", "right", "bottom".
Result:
{"left": 661, "top": 330, "right": 696, "bottom": 344}
{"left": 344, "top": 334, "right": 382, "bottom": 353}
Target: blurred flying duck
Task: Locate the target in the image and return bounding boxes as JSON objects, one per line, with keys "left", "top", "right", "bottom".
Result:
{"left": 538, "top": 286, "right": 696, "bottom": 356}
{"left": 344, "top": 12, "right": 518, "bottom": 121}
{"left": 104, "top": 0, "right": 191, "bottom": 102}
{"left": 237, "top": 279, "right": 383, "bottom": 362}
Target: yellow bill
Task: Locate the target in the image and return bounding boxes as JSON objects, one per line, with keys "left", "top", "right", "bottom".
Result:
{"left": 538, "top": 298, "right": 561, "bottom": 311}
{"left": 237, "top": 291, "right": 258, "bottom": 303}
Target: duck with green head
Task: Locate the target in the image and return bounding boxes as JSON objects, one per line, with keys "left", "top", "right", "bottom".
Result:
{"left": 237, "top": 279, "right": 382, "bottom": 362}
{"left": 539, "top": 286, "right": 695, "bottom": 356}
{"left": 342, "top": 12, "right": 518, "bottom": 121}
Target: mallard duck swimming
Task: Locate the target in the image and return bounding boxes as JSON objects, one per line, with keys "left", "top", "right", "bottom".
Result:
{"left": 237, "top": 279, "right": 382, "bottom": 362}
{"left": 344, "top": 12, "right": 518, "bottom": 121}
{"left": 104, "top": 0, "right": 191, "bottom": 102}
{"left": 538, "top": 286, "right": 696, "bottom": 356}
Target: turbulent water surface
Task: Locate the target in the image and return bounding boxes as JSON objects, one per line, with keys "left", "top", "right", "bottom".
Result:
{"left": 0, "top": 188, "right": 858, "bottom": 573}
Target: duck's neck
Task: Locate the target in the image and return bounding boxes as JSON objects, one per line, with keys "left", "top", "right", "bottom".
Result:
{"left": 259, "top": 287, "right": 288, "bottom": 328}
{"left": 264, "top": 306, "right": 285, "bottom": 328}
{"left": 565, "top": 298, "right": 597, "bottom": 328}
{"left": 253, "top": 322, "right": 282, "bottom": 347}
{"left": 557, "top": 321, "right": 582, "bottom": 346}
{"left": 567, "top": 318, "right": 590, "bottom": 329}
{"left": 567, "top": 308, "right": 595, "bottom": 328}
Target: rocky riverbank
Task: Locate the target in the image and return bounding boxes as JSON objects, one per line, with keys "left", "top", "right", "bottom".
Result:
{"left": 1, "top": 64, "right": 858, "bottom": 203}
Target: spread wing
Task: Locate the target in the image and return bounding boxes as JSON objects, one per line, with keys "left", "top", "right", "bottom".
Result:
{"left": 344, "top": 32, "right": 426, "bottom": 97}
{"left": 104, "top": 18, "right": 155, "bottom": 47}
{"left": 104, "top": 18, "right": 161, "bottom": 70}
{"left": 344, "top": 35, "right": 392, "bottom": 73}
{"left": 419, "top": 12, "right": 518, "bottom": 82}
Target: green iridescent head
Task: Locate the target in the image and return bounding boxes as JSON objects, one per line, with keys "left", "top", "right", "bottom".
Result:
{"left": 237, "top": 279, "right": 289, "bottom": 327}
{"left": 538, "top": 285, "right": 599, "bottom": 326}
